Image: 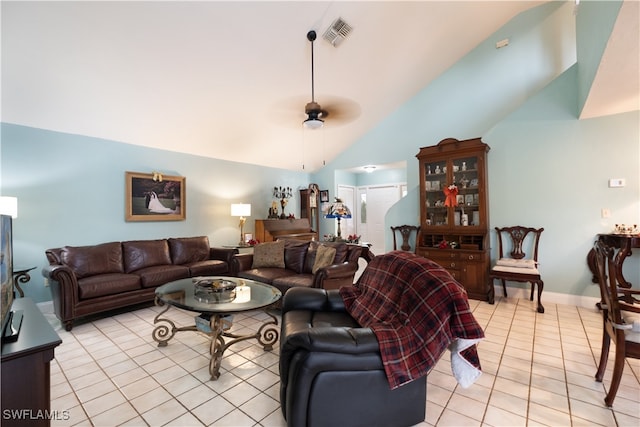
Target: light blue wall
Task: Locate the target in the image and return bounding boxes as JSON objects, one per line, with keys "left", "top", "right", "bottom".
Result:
{"left": 355, "top": 168, "right": 407, "bottom": 187}
{"left": 1, "top": 124, "right": 309, "bottom": 303}
{"left": 316, "top": 1, "right": 578, "bottom": 247}
{"left": 313, "top": 0, "right": 639, "bottom": 300}
{"left": 486, "top": 66, "right": 639, "bottom": 299}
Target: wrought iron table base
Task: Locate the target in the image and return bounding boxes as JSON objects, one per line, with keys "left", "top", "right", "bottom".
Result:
{"left": 151, "top": 299, "right": 279, "bottom": 380}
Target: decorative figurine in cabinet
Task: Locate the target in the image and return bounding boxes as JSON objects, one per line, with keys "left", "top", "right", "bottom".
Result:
{"left": 416, "top": 138, "right": 493, "bottom": 303}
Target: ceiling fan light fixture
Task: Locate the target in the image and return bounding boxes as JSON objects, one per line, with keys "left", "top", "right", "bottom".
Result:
{"left": 363, "top": 165, "right": 377, "bottom": 173}
{"left": 303, "top": 117, "right": 324, "bottom": 129}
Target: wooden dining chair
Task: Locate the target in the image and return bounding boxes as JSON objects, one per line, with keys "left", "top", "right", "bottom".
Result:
{"left": 488, "top": 226, "right": 544, "bottom": 313}
{"left": 593, "top": 239, "right": 640, "bottom": 407}
{"left": 390, "top": 225, "right": 420, "bottom": 252}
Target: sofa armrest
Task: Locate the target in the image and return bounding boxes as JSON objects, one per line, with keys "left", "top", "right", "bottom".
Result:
{"left": 209, "top": 247, "right": 238, "bottom": 265}
{"left": 282, "top": 287, "right": 346, "bottom": 314}
{"left": 313, "top": 262, "right": 358, "bottom": 290}
{"left": 42, "top": 265, "right": 79, "bottom": 329}
{"left": 282, "top": 321, "right": 380, "bottom": 355}
{"left": 232, "top": 253, "right": 254, "bottom": 274}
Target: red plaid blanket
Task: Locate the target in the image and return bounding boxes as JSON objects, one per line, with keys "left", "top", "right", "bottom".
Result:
{"left": 340, "top": 251, "right": 484, "bottom": 389}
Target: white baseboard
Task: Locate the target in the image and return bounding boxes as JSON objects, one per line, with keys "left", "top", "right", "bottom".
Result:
{"left": 493, "top": 284, "right": 600, "bottom": 311}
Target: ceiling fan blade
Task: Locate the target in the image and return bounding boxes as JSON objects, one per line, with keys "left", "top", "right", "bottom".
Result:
{"left": 315, "top": 96, "right": 361, "bottom": 125}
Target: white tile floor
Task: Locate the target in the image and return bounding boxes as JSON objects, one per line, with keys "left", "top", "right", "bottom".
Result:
{"left": 45, "top": 296, "right": 640, "bottom": 427}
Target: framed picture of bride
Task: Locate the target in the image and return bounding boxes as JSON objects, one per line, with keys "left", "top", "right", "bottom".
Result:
{"left": 125, "top": 171, "right": 186, "bottom": 221}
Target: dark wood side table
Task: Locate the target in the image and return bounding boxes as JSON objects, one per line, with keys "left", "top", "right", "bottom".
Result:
{"left": 1, "top": 298, "right": 62, "bottom": 426}
{"left": 587, "top": 233, "right": 640, "bottom": 288}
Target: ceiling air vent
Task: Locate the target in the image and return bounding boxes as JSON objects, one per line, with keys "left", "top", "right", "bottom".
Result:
{"left": 323, "top": 18, "right": 352, "bottom": 47}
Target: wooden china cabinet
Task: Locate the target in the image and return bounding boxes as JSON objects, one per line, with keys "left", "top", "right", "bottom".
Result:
{"left": 416, "top": 137, "right": 493, "bottom": 303}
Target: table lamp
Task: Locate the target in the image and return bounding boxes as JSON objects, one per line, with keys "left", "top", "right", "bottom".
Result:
{"left": 325, "top": 198, "right": 351, "bottom": 239}
{"left": 231, "top": 204, "right": 251, "bottom": 246}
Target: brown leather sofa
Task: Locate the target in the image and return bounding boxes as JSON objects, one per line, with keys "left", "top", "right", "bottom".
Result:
{"left": 233, "top": 240, "right": 362, "bottom": 294}
{"left": 43, "top": 236, "right": 237, "bottom": 331}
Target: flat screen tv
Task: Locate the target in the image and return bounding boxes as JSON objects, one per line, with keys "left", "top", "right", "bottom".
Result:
{"left": 1, "top": 214, "right": 22, "bottom": 342}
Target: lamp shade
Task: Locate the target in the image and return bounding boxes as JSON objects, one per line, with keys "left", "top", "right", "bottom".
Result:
{"left": 325, "top": 200, "right": 351, "bottom": 219}
{"left": 231, "top": 204, "right": 251, "bottom": 217}
{"left": 0, "top": 196, "right": 18, "bottom": 218}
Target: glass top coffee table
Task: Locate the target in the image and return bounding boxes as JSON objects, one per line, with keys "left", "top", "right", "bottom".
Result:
{"left": 152, "top": 277, "right": 281, "bottom": 380}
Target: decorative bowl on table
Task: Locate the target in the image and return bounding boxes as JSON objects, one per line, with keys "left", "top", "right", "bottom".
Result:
{"left": 193, "top": 277, "right": 237, "bottom": 303}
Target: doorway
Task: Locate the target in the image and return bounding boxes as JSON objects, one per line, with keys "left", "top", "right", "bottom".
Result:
{"left": 356, "top": 184, "right": 404, "bottom": 256}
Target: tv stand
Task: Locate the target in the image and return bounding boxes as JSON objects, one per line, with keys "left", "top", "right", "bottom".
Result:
{"left": 1, "top": 298, "right": 62, "bottom": 426}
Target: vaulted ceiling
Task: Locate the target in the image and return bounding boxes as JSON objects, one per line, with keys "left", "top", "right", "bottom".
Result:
{"left": 2, "top": 1, "right": 638, "bottom": 172}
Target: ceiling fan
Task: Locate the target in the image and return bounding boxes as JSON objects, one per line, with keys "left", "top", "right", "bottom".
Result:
{"left": 299, "top": 30, "right": 360, "bottom": 129}
{"left": 303, "top": 30, "right": 325, "bottom": 129}
{"left": 270, "top": 29, "right": 360, "bottom": 129}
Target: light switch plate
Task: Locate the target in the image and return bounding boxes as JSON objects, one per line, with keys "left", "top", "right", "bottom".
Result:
{"left": 608, "top": 178, "right": 625, "bottom": 187}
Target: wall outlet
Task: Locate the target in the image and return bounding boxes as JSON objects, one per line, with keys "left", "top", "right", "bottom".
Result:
{"left": 608, "top": 178, "right": 625, "bottom": 187}
{"left": 43, "top": 278, "right": 49, "bottom": 287}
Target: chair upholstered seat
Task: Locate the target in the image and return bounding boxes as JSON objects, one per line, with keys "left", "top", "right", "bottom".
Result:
{"left": 489, "top": 226, "right": 545, "bottom": 313}
{"left": 622, "top": 315, "right": 640, "bottom": 343}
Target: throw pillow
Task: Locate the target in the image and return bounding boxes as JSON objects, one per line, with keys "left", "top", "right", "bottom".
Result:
{"left": 252, "top": 241, "right": 285, "bottom": 269}
{"left": 312, "top": 244, "right": 337, "bottom": 274}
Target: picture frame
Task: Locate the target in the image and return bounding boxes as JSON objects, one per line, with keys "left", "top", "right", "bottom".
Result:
{"left": 125, "top": 171, "right": 185, "bottom": 222}
{"left": 319, "top": 190, "right": 329, "bottom": 203}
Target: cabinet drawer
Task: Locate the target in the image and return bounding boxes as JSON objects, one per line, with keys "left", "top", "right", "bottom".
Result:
{"left": 460, "top": 252, "right": 485, "bottom": 262}
{"left": 420, "top": 249, "right": 459, "bottom": 261}
{"left": 428, "top": 258, "right": 460, "bottom": 271}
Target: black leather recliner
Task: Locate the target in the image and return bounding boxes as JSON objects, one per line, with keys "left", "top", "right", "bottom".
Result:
{"left": 279, "top": 287, "right": 427, "bottom": 427}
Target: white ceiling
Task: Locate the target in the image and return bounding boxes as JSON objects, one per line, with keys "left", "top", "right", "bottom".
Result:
{"left": 2, "top": 1, "right": 638, "bottom": 172}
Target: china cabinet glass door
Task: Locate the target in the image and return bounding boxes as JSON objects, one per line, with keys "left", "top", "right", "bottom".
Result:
{"left": 451, "top": 154, "right": 481, "bottom": 228}
{"left": 424, "top": 160, "right": 448, "bottom": 227}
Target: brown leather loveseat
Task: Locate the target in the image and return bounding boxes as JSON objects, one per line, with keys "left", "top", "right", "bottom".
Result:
{"left": 43, "top": 236, "right": 237, "bottom": 330}
{"left": 233, "top": 239, "right": 362, "bottom": 295}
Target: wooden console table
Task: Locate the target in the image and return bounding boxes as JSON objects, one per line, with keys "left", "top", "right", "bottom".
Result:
{"left": 1, "top": 298, "right": 62, "bottom": 426}
{"left": 587, "top": 233, "right": 640, "bottom": 288}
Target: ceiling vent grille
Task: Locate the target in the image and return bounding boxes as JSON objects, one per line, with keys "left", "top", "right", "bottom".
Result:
{"left": 323, "top": 18, "right": 352, "bottom": 47}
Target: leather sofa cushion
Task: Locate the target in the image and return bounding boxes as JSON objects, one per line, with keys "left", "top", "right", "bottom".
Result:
{"left": 135, "top": 265, "right": 190, "bottom": 288}
{"left": 238, "top": 268, "right": 296, "bottom": 285}
{"left": 273, "top": 274, "right": 314, "bottom": 291}
{"left": 187, "top": 260, "right": 228, "bottom": 276}
{"left": 61, "top": 242, "right": 124, "bottom": 279}
{"left": 169, "top": 236, "right": 210, "bottom": 265}
{"left": 123, "top": 239, "right": 172, "bottom": 273}
{"left": 78, "top": 273, "right": 141, "bottom": 299}
{"left": 304, "top": 241, "right": 348, "bottom": 274}
{"left": 283, "top": 240, "right": 309, "bottom": 274}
